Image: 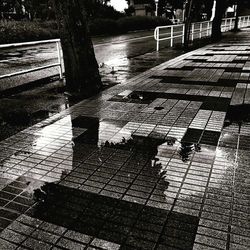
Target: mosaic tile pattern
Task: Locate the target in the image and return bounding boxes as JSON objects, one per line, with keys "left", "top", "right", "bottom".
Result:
{"left": 1, "top": 30, "right": 250, "bottom": 249}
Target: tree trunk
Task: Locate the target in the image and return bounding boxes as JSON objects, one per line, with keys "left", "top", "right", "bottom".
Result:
{"left": 184, "top": 0, "right": 193, "bottom": 50}
{"left": 53, "top": 0, "right": 102, "bottom": 98}
{"left": 211, "top": 0, "right": 226, "bottom": 41}
{"left": 234, "top": 0, "right": 242, "bottom": 32}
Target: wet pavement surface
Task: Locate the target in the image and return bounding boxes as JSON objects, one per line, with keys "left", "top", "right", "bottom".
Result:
{"left": 0, "top": 29, "right": 250, "bottom": 250}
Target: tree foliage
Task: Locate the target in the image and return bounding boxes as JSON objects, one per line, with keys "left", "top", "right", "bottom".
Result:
{"left": 0, "top": 0, "right": 123, "bottom": 20}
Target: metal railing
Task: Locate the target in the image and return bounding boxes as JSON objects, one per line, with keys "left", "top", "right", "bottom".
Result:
{"left": 0, "top": 39, "right": 63, "bottom": 80}
{"left": 154, "top": 15, "right": 250, "bottom": 51}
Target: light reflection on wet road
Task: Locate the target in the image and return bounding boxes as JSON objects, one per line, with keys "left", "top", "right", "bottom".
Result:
{"left": 0, "top": 29, "right": 186, "bottom": 96}
{"left": 0, "top": 30, "right": 161, "bottom": 76}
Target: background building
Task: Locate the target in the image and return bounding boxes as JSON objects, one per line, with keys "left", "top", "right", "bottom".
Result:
{"left": 128, "top": 0, "right": 154, "bottom": 16}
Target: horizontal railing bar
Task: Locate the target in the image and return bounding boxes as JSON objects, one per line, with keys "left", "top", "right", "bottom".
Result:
{"left": 159, "top": 31, "right": 183, "bottom": 37}
{"left": 158, "top": 34, "right": 183, "bottom": 41}
{"left": 0, "top": 63, "right": 60, "bottom": 80}
{"left": 156, "top": 24, "right": 184, "bottom": 30}
{"left": 0, "top": 39, "right": 60, "bottom": 49}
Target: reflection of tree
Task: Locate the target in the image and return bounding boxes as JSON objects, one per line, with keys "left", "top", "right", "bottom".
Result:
{"left": 29, "top": 116, "right": 204, "bottom": 248}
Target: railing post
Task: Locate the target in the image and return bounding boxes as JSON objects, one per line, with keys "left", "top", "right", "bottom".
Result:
{"left": 182, "top": 24, "right": 185, "bottom": 44}
{"left": 156, "top": 28, "right": 160, "bottom": 52}
{"left": 170, "top": 26, "right": 174, "bottom": 47}
{"left": 230, "top": 18, "right": 232, "bottom": 30}
{"left": 207, "top": 22, "right": 209, "bottom": 36}
{"left": 200, "top": 22, "right": 202, "bottom": 38}
{"left": 191, "top": 23, "right": 194, "bottom": 41}
{"left": 56, "top": 40, "right": 63, "bottom": 80}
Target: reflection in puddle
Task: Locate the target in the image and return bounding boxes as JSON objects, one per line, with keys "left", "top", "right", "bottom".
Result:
{"left": 179, "top": 143, "right": 201, "bottom": 162}
{"left": 225, "top": 104, "right": 250, "bottom": 130}
{"left": 1, "top": 113, "right": 205, "bottom": 231}
{"left": 179, "top": 143, "right": 194, "bottom": 162}
{"left": 0, "top": 111, "right": 208, "bottom": 239}
{"left": 1, "top": 115, "right": 74, "bottom": 189}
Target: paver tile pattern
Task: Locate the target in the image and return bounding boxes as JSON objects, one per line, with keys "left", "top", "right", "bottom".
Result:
{"left": 0, "top": 30, "right": 250, "bottom": 249}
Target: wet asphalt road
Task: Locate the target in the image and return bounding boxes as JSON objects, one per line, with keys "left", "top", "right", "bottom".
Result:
{"left": 94, "top": 30, "right": 157, "bottom": 63}
{"left": 0, "top": 28, "right": 183, "bottom": 92}
{"left": 0, "top": 30, "right": 160, "bottom": 76}
{"left": 0, "top": 29, "right": 181, "bottom": 81}
{"left": 0, "top": 30, "right": 155, "bottom": 90}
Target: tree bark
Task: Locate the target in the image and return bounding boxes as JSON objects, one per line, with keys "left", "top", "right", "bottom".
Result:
{"left": 184, "top": 0, "right": 193, "bottom": 50}
{"left": 234, "top": 0, "right": 242, "bottom": 32}
{"left": 53, "top": 0, "right": 102, "bottom": 97}
{"left": 211, "top": 0, "right": 226, "bottom": 41}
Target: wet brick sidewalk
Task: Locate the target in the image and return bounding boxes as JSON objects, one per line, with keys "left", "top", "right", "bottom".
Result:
{"left": 0, "top": 29, "right": 250, "bottom": 250}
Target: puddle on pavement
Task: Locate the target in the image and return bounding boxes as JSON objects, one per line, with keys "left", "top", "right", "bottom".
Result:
{"left": 0, "top": 112, "right": 202, "bottom": 246}
{"left": 72, "top": 116, "right": 166, "bottom": 150}
{"left": 179, "top": 143, "right": 194, "bottom": 162}
{"left": 178, "top": 142, "right": 201, "bottom": 162}
{"left": 105, "top": 135, "right": 166, "bottom": 156}
{"left": 28, "top": 113, "right": 200, "bottom": 246}
{"left": 72, "top": 116, "right": 200, "bottom": 164}
{"left": 0, "top": 108, "right": 57, "bottom": 141}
